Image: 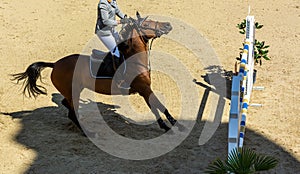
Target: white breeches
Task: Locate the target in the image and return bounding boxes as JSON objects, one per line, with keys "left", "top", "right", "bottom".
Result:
{"left": 98, "top": 30, "right": 120, "bottom": 57}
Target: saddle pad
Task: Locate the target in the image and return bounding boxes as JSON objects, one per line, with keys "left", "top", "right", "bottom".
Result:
{"left": 89, "top": 49, "right": 114, "bottom": 79}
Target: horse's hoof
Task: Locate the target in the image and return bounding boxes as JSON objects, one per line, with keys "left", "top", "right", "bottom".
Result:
{"left": 170, "top": 119, "right": 177, "bottom": 126}
{"left": 163, "top": 125, "right": 171, "bottom": 132}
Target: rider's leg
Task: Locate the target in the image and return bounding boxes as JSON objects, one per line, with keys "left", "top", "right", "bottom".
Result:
{"left": 97, "top": 34, "right": 130, "bottom": 90}
{"left": 98, "top": 34, "right": 119, "bottom": 56}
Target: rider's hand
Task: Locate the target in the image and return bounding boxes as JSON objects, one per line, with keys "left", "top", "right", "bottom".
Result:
{"left": 120, "top": 18, "right": 129, "bottom": 24}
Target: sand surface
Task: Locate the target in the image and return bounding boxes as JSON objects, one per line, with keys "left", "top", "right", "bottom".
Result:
{"left": 0, "top": 0, "right": 299, "bottom": 173}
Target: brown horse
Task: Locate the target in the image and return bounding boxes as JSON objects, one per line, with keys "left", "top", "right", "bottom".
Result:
{"left": 12, "top": 12, "right": 183, "bottom": 135}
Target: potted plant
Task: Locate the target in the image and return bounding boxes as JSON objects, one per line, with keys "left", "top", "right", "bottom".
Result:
{"left": 205, "top": 147, "right": 278, "bottom": 174}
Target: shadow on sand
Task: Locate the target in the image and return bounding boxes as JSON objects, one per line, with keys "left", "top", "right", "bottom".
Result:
{"left": 2, "top": 66, "right": 300, "bottom": 173}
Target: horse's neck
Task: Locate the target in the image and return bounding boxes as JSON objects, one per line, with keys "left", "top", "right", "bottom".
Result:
{"left": 123, "top": 31, "right": 149, "bottom": 69}
{"left": 130, "top": 30, "right": 148, "bottom": 53}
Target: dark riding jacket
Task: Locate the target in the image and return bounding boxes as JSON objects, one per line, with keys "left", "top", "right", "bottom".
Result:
{"left": 95, "top": 0, "right": 125, "bottom": 36}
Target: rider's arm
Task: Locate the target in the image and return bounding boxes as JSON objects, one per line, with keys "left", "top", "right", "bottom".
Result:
{"left": 99, "top": 3, "right": 118, "bottom": 27}
{"left": 114, "top": 1, "right": 125, "bottom": 19}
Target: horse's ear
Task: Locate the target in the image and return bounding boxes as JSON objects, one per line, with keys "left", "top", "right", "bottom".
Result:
{"left": 136, "top": 11, "right": 148, "bottom": 26}
{"left": 136, "top": 11, "right": 141, "bottom": 19}
{"left": 140, "top": 16, "right": 149, "bottom": 25}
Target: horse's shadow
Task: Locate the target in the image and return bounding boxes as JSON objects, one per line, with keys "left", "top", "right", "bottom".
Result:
{"left": 3, "top": 71, "right": 300, "bottom": 173}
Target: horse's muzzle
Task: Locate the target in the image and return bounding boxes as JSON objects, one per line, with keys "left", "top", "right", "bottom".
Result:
{"left": 162, "top": 22, "right": 172, "bottom": 34}
{"left": 157, "top": 22, "right": 172, "bottom": 37}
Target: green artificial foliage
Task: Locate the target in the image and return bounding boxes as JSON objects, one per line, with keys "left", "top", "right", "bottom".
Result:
{"left": 236, "top": 20, "right": 270, "bottom": 65}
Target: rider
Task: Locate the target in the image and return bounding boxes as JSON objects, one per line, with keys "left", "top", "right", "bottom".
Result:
{"left": 95, "top": 0, "right": 130, "bottom": 90}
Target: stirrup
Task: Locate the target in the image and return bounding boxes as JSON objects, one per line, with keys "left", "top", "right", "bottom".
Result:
{"left": 117, "top": 80, "right": 131, "bottom": 90}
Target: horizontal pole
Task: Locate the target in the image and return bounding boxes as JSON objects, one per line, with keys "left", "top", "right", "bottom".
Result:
{"left": 253, "top": 86, "right": 265, "bottom": 91}
{"left": 250, "top": 103, "right": 263, "bottom": 107}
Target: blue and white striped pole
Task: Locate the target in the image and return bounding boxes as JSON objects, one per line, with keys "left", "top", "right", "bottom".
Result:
{"left": 228, "top": 15, "right": 255, "bottom": 156}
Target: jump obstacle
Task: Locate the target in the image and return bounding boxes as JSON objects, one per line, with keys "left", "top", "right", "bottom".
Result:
{"left": 228, "top": 15, "right": 256, "bottom": 156}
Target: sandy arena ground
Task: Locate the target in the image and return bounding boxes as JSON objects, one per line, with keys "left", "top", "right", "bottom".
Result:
{"left": 0, "top": 0, "right": 299, "bottom": 173}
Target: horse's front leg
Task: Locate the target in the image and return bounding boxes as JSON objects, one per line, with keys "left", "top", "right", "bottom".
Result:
{"left": 136, "top": 83, "right": 177, "bottom": 131}
{"left": 152, "top": 107, "right": 171, "bottom": 132}
{"left": 147, "top": 92, "right": 177, "bottom": 126}
{"left": 137, "top": 82, "right": 188, "bottom": 132}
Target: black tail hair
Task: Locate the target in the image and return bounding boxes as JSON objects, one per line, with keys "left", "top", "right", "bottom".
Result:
{"left": 11, "top": 62, "right": 54, "bottom": 98}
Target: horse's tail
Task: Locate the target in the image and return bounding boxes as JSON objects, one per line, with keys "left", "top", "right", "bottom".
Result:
{"left": 11, "top": 62, "right": 54, "bottom": 98}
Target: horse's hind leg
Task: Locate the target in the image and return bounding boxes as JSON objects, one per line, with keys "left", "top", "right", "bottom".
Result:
{"left": 61, "top": 88, "right": 96, "bottom": 137}
{"left": 61, "top": 98, "right": 83, "bottom": 131}
{"left": 51, "top": 71, "right": 83, "bottom": 131}
{"left": 61, "top": 98, "right": 70, "bottom": 109}
{"left": 61, "top": 97, "right": 78, "bottom": 124}
{"left": 59, "top": 88, "right": 83, "bottom": 130}
{"left": 61, "top": 97, "right": 81, "bottom": 128}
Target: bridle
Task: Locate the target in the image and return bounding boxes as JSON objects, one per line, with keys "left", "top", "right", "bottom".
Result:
{"left": 120, "top": 17, "right": 161, "bottom": 51}
{"left": 138, "top": 19, "right": 160, "bottom": 50}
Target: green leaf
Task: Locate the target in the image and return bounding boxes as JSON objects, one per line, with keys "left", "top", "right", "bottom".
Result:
{"left": 226, "top": 148, "right": 257, "bottom": 174}
{"left": 236, "top": 20, "right": 270, "bottom": 66}
{"left": 256, "top": 24, "right": 263, "bottom": 29}
{"left": 206, "top": 148, "right": 278, "bottom": 174}
{"left": 257, "top": 45, "right": 263, "bottom": 50}
{"left": 255, "top": 22, "right": 264, "bottom": 29}
{"left": 205, "top": 159, "right": 228, "bottom": 174}
{"left": 263, "top": 55, "right": 270, "bottom": 60}
{"left": 255, "top": 41, "right": 261, "bottom": 47}
{"left": 260, "top": 50, "right": 266, "bottom": 54}
{"left": 254, "top": 155, "right": 279, "bottom": 171}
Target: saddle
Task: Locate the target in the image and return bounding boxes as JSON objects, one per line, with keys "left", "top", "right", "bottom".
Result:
{"left": 89, "top": 49, "right": 125, "bottom": 79}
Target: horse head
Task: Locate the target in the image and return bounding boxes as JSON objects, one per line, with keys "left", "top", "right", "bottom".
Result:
{"left": 135, "top": 11, "right": 172, "bottom": 39}
{"left": 120, "top": 12, "right": 173, "bottom": 43}
{"left": 118, "top": 12, "right": 173, "bottom": 69}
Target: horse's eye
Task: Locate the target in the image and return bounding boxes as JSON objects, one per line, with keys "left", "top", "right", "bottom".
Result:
{"left": 143, "top": 23, "right": 150, "bottom": 27}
